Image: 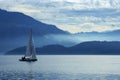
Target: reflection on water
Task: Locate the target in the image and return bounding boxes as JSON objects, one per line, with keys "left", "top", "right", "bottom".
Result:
{"left": 0, "top": 55, "right": 120, "bottom": 80}
{"left": 27, "top": 62, "right": 33, "bottom": 80}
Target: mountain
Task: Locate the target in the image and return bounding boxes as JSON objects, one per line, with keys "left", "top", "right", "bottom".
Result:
{"left": 75, "top": 30, "right": 120, "bottom": 37}
{"left": 6, "top": 41, "right": 120, "bottom": 55}
{"left": 0, "top": 9, "right": 68, "bottom": 38}
{"left": 0, "top": 9, "right": 68, "bottom": 53}
{"left": 1, "top": 9, "right": 120, "bottom": 53}
{"left": 6, "top": 45, "right": 67, "bottom": 55}
{"left": 73, "top": 30, "right": 120, "bottom": 42}
{"left": 69, "top": 41, "right": 120, "bottom": 54}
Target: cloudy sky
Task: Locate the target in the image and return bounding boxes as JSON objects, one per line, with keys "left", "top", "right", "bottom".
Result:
{"left": 0, "top": 0, "right": 120, "bottom": 33}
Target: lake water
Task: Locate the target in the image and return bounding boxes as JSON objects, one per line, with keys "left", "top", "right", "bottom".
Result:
{"left": 0, "top": 55, "right": 120, "bottom": 80}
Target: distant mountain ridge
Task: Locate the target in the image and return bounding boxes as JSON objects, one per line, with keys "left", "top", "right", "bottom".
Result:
{"left": 0, "top": 9, "right": 68, "bottom": 37}
{"left": 0, "top": 9, "right": 68, "bottom": 52}
{"left": 6, "top": 41, "right": 120, "bottom": 55}
{"left": 75, "top": 30, "right": 120, "bottom": 36}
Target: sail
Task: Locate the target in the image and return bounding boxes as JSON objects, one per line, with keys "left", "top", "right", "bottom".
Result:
{"left": 25, "top": 29, "right": 37, "bottom": 59}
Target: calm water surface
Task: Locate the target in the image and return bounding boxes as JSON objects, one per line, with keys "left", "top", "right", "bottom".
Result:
{"left": 0, "top": 55, "right": 120, "bottom": 80}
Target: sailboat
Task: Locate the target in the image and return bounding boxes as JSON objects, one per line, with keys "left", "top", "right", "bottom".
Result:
{"left": 19, "top": 29, "right": 37, "bottom": 61}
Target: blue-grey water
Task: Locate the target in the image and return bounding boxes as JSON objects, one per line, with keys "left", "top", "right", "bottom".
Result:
{"left": 1, "top": 55, "right": 120, "bottom": 80}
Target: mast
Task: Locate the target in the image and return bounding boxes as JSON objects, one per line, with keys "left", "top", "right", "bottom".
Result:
{"left": 25, "top": 29, "right": 37, "bottom": 59}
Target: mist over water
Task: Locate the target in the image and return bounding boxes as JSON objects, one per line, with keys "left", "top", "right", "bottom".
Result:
{"left": 1, "top": 55, "right": 120, "bottom": 80}
{"left": 1, "top": 32, "right": 120, "bottom": 53}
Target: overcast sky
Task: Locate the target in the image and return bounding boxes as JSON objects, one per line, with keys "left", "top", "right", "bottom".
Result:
{"left": 0, "top": 0, "right": 120, "bottom": 33}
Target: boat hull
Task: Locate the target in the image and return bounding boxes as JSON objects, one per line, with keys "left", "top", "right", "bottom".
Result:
{"left": 19, "top": 58, "right": 37, "bottom": 62}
